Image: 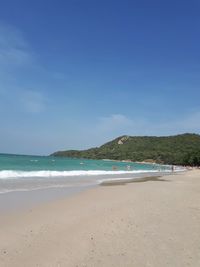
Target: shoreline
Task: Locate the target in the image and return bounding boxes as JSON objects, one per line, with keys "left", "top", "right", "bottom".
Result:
{"left": 0, "top": 170, "right": 200, "bottom": 266}
{"left": 100, "top": 175, "right": 166, "bottom": 186}
{"left": 0, "top": 170, "right": 178, "bottom": 214}
{"left": 0, "top": 184, "right": 93, "bottom": 215}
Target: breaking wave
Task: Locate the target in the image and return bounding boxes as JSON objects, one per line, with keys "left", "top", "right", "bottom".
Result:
{"left": 0, "top": 169, "right": 163, "bottom": 179}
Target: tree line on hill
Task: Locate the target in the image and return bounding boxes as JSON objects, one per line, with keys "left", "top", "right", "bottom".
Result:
{"left": 51, "top": 133, "right": 200, "bottom": 166}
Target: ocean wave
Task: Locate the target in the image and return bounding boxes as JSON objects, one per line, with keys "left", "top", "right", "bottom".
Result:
{"left": 0, "top": 169, "right": 166, "bottom": 179}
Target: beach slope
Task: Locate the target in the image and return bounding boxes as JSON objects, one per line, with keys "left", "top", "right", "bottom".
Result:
{"left": 0, "top": 170, "right": 200, "bottom": 267}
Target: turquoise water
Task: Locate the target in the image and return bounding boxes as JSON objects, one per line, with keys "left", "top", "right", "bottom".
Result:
{"left": 0, "top": 153, "right": 168, "bottom": 172}
{"left": 0, "top": 153, "right": 173, "bottom": 194}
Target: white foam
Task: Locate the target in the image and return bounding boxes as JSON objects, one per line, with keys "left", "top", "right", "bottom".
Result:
{"left": 0, "top": 169, "right": 164, "bottom": 179}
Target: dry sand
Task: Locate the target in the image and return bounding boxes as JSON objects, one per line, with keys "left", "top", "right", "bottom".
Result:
{"left": 0, "top": 170, "right": 200, "bottom": 267}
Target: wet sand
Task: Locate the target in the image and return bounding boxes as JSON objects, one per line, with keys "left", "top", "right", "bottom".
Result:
{"left": 0, "top": 170, "right": 200, "bottom": 267}
{"left": 100, "top": 175, "right": 166, "bottom": 185}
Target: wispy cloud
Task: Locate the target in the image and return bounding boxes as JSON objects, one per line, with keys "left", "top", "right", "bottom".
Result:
{"left": 20, "top": 90, "right": 47, "bottom": 113}
{"left": 92, "top": 114, "right": 135, "bottom": 143}
{"left": 95, "top": 111, "right": 200, "bottom": 139}
{"left": 0, "top": 23, "right": 48, "bottom": 114}
{"left": 0, "top": 23, "right": 33, "bottom": 68}
{"left": 98, "top": 114, "right": 132, "bottom": 132}
{"left": 156, "top": 111, "right": 200, "bottom": 134}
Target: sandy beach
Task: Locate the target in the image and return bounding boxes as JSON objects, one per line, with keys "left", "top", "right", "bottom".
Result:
{"left": 0, "top": 170, "right": 200, "bottom": 267}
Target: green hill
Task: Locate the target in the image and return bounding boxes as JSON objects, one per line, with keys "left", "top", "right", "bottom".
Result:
{"left": 51, "top": 133, "right": 200, "bottom": 166}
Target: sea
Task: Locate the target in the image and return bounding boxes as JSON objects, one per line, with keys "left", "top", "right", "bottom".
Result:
{"left": 0, "top": 153, "right": 179, "bottom": 195}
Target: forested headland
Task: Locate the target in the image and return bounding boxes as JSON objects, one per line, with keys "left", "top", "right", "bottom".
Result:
{"left": 52, "top": 133, "right": 200, "bottom": 166}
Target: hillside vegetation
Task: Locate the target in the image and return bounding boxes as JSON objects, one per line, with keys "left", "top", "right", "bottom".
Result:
{"left": 51, "top": 133, "right": 200, "bottom": 166}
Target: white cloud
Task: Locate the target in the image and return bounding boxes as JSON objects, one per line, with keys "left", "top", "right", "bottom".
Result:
{"left": 156, "top": 111, "right": 200, "bottom": 135}
{"left": 94, "top": 111, "right": 200, "bottom": 139}
{"left": 100, "top": 114, "right": 131, "bottom": 125}
{"left": 20, "top": 90, "right": 46, "bottom": 113}
{"left": 97, "top": 114, "right": 132, "bottom": 132}
{"left": 0, "top": 24, "right": 33, "bottom": 68}
{"left": 0, "top": 23, "right": 48, "bottom": 114}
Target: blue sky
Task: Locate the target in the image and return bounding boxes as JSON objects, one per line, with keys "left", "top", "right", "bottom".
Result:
{"left": 0, "top": 0, "right": 200, "bottom": 155}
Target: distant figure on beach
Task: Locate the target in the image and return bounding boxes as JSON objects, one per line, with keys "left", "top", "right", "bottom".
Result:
{"left": 171, "top": 165, "right": 174, "bottom": 172}
{"left": 126, "top": 165, "right": 131, "bottom": 171}
{"left": 112, "top": 165, "right": 118, "bottom": 170}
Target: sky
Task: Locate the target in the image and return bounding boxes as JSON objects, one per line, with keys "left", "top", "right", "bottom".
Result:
{"left": 0, "top": 0, "right": 200, "bottom": 155}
